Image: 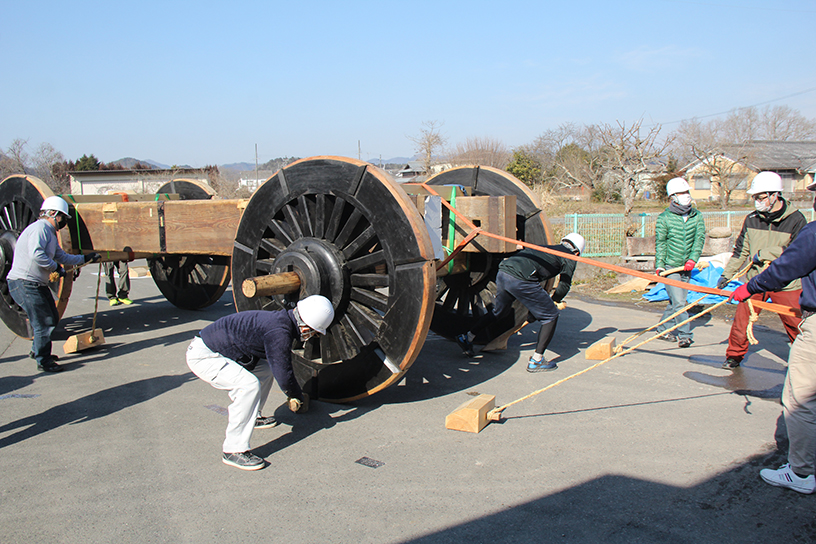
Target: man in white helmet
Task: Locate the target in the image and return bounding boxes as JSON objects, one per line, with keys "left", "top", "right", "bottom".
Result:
{"left": 185, "top": 294, "right": 334, "bottom": 470}
{"left": 718, "top": 171, "right": 807, "bottom": 370}
{"left": 455, "top": 233, "right": 584, "bottom": 372}
{"left": 7, "top": 196, "right": 101, "bottom": 373}
{"left": 653, "top": 177, "right": 706, "bottom": 348}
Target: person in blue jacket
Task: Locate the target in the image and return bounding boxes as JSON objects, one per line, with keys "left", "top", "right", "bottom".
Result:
{"left": 730, "top": 179, "right": 816, "bottom": 494}
{"left": 186, "top": 295, "right": 334, "bottom": 471}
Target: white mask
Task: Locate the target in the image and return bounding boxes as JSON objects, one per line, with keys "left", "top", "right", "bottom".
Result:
{"left": 673, "top": 193, "right": 692, "bottom": 206}
{"left": 754, "top": 199, "right": 772, "bottom": 213}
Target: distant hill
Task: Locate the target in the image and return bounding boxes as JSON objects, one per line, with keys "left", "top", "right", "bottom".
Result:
{"left": 368, "top": 156, "right": 414, "bottom": 167}
{"left": 111, "top": 157, "right": 173, "bottom": 169}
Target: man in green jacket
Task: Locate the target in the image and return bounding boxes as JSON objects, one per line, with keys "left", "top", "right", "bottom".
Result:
{"left": 654, "top": 177, "right": 706, "bottom": 348}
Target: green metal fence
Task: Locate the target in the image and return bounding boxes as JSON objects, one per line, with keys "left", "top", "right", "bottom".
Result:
{"left": 552, "top": 208, "right": 816, "bottom": 257}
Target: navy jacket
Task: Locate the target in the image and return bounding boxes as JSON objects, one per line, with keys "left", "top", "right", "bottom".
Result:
{"left": 747, "top": 221, "right": 816, "bottom": 312}
{"left": 498, "top": 243, "right": 577, "bottom": 303}
{"left": 200, "top": 310, "right": 302, "bottom": 399}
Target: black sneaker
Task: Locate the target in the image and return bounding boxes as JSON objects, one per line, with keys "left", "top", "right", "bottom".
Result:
{"left": 37, "top": 359, "right": 63, "bottom": 373}
{"left": 222, "top": 451, "right": 265, "bottom": 471}
{"left": 254, "top": 415, "right": 278, "bottom": 429}
{"left": 657, "top": 333, "right": 677, "bottom": 342}
{"left": 455, "top": 334, "right": 474, "bottom": 357}
{"left": 722, "top": 357, "right": 742, "bottom": 369}
{"left": 678, "top": 338, "right": 693, "bottom": 348}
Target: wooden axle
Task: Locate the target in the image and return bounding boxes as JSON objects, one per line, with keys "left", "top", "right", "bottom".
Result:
{"left": 241, "top": 256, "right": 472, "bottom": 299}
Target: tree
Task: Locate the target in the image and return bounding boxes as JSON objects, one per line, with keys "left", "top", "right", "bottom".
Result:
{"left": 31, "top": 143, "right": 67, "bottom": 192}
{"left": 448, "top": 136, "right": 510, "bottom": 169}
{"left": 75, "top": 154, "right": 101, "bottom": 171}
{"left": 408, "top": 120, "right": 447, "bottom": 178}
{"left": 0, "top": 139, "right": 30, "bottom": 178}
{"left": 506, "top": 148, "right": 542, "bottom": 186}
{"left": 596, "top": 119, "right": 672, "bottom": 219}
{"left": 530, "top": 123, "right": 606, "bottom": 194}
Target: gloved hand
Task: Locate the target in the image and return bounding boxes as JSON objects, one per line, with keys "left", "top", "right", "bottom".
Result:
{"left": 555, "top": 301, "right": 566, "bottom": 310}
{"left": 716, "top": 276, "right": 729, "bottom": 290}
{"left": 751, "top": 253, "right": 764, "bottom": 266}
{"left": 655, "top": 268, "right": 666, "bottom": 276}
{"left": 288, "top": 393, "right": 309, "bottom": 413}
{"left": 57, "top": 265, "right": 66, "bottom": 278}
{"left": 683, "top": 259, "right": 696, "bottom": 272}
{"left": 729, "top": 284, "right": 751, "bottom": 303}
{"left": 84, "top": 252, "right": 101, "bottom": 263}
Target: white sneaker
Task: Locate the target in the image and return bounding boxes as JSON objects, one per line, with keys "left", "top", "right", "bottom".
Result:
{"left": 759, "top": 464, "right": 816, "bottom": 494}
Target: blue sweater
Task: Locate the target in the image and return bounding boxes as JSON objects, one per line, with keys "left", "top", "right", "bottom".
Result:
{"left": 747, "top": 221, "right": 816, "bottom": 312}
{"left": 199, "top": 310, "right": 303, "bottom": 399}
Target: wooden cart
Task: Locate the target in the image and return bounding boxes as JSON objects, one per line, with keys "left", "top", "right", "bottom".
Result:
{"left": 0, "top": 156, "right": 553, "bottom": 402}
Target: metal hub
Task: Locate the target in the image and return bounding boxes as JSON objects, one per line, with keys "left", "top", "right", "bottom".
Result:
{"left": 0, "top": 231, "right": 17, "bottom": 280}
{"left": 271, "top": 238, "right": 348, "bottom": 311}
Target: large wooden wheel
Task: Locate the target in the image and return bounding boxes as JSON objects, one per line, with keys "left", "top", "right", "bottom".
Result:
{"left": 0, "top": 175, "right": 73, "bottom": 338}
{"left": 232, "top": 156, "right": 436, "bottom": 402}
{"left": 426, "top": 166, "right": 553, "bottom": 343}
{"left": 147, "top": 179, "right": 228, "bottom": 310}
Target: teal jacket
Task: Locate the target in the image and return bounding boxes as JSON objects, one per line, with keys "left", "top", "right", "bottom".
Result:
{"left": 655, "top": 208, "right": 706, "bottom": 270}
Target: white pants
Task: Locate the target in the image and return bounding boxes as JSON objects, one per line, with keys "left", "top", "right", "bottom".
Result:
{"left": 186, "top": 337, "right": 274, "bottom": 453}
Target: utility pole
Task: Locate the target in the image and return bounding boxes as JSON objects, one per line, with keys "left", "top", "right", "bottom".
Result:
{"left": 358, "top": 140, "right": 361, "bottom": 160}
{"left": 255, "top": 144, "right": 259, "bottom": 190}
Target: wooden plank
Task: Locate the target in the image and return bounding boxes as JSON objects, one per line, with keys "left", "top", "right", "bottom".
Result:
{"left": 606, "top": 277, "right": 654, "bottom": 294}
{"left": 445, "top": 394, "right": 496, "bottom": 433}
{"left": 586, "top": 337, "right": 616, "bottom": 360}
{"left": 73, "top": 200, "right": 245, "bottom": 255}
{"left": 443, "top": 195, "right": 517, "bottom": 253}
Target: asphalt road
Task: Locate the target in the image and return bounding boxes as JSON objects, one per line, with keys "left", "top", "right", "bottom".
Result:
{"left": 1, "top": 263, "right": 813, "bottom": 543}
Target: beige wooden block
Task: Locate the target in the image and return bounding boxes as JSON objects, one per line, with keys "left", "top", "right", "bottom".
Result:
{"left": 63, "top": 329, "right": 106, "bottom": 354}
{"left": 586, "top": 337, "right": 615, "bottom": 360}
{"left": 445, "top": 394, "right": 496, "bottom": 433}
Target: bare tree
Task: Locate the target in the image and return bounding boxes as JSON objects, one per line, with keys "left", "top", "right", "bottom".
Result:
{"left": 408, "top": 120, "right": 447, "bottom": 178}
{"left": 0, "top": 139, "right": 30, "bottom": 178}
{"left": 597, "top": 119, "right": 672, "bottom": 219}
{"left": 32, "top": 143, "right": 68, "bottom": 193}
{"left": 531, "top": 123, "right": 606, "bottom": 193}
{"left": 447, "top": 136, "right": 510, "bottom": 169}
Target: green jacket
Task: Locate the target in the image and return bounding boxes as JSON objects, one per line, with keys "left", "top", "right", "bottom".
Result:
{"left": 655, "top": 208, "right": 706, "bottom": 270}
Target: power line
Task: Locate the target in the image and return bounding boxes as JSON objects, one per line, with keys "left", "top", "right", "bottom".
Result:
{"left": 657, "top": 86, "right": 816, "bottom": 126}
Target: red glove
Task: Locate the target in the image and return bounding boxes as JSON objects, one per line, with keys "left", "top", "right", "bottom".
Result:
{"left": 730, "top": 284, "right": 751, "bottom": 303}
{"left": 683, "top": 260, "right": 696, "bottom": 272}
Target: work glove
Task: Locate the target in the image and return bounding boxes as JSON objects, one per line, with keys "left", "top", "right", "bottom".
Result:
{"left": 288, "top": 393, "right": 309, "bottom": 414}
{"left": 555, "top": 301, "right": 566, "bottom": 310}
{"left": 729, "top": 284, "right": 751, "bottom": 303}
{"left": 84, "top": 252, "right": 101, "bottom": 263}
{"left": 655, "top": 268, "right": 666, "bottom": 276}
{"left": 716, "top": 276, "right": 729, "bottom": 290}
{"left": 751, "top": 253, "right": 765, "bottom": 266}
{"left": 683, "top": 259, "right": 696, "bottom": 272}
{"left": 57, "top": 265, "right": 66, "bottom": 278}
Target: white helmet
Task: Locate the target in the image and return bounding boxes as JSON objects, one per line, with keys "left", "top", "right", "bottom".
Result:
{"left": 665, "top": 177, "right": 690, "bottom": 196}
{"left": 746, "top": 171, "right": 783, "bottom": 195}
{"left": 41, "top": 196, "right": 71, "bottom": 218}
{"left": 295, "top": 295, "right": 334, "bottom": 335}
{"left": 561, "top": 232, "right": 585, "bottom": 255}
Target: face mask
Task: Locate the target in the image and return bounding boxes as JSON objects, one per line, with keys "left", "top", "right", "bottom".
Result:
{"left": 673, "top": 194, "right": 692, "bottom": 206}
{"left": 754, "top": 200, "right": 771, "bottom": 213}
{"left": 55, "top": 214, "right": 68, "bottom": 230}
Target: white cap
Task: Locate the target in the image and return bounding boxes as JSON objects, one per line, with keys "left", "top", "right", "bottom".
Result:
{"left": 561, "top": 232, "right": 585, "bottom": 255}
{"left": 295, "top": 295, "right": 335, "bottom": 335}
{"left": 746, "top": 171, "right": 783, "bottom": 195}
{"left": 666, "top": 177, "right": 691, "bottom": 196}
{"left": 40, "top": 196, "right": 71, "bottom": 218}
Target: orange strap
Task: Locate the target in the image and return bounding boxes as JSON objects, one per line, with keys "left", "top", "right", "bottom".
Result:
{"left": 419, "top": 181, "right": 800, "bottom": 319}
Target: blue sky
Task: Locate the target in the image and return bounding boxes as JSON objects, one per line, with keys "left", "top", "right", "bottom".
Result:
{"left": 2, "top": 0, "right": 815, "bottom": 167}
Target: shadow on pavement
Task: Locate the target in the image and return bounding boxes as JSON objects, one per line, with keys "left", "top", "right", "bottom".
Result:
{"left": 397, "top": 447, "right": 815, "bottom": 543}
{"left": 0, "top": 373, "right": 194, "bottom": 449}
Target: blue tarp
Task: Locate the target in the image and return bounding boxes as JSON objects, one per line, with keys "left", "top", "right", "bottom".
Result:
{"left": 642, "top": 265, "right": 741, "bottom": 305}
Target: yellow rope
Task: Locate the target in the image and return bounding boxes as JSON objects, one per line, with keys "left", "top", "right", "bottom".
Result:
{"left": 746, "top": 300, "right": 759, "bottom": 345}
{"left": 487, "top": 295, "right": 733, "bottom": 421}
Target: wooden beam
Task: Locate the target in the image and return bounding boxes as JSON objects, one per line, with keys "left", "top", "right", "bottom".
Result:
{"left": 242, "top": 271, "right": 301, "bottom": 298}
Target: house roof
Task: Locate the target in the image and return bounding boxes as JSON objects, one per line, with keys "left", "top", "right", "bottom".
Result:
{"left": 720, "top": 140, "right": 816, "bottom": 173}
